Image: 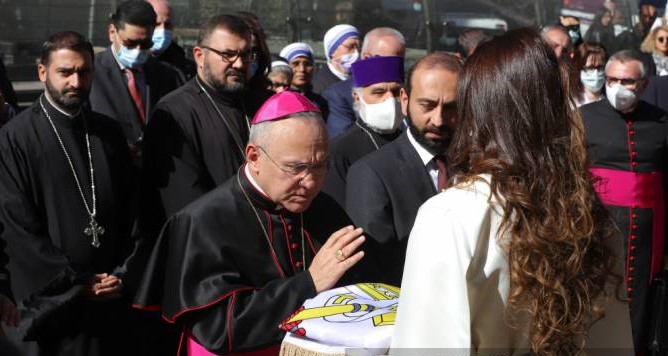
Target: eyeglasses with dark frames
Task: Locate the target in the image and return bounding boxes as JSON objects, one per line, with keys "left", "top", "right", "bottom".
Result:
{"left": 115, "top": 32, "right": 153, "bottom": 50}
{"left": 605, "top": 76, "right": 641, "bottom": 87}
{"left": 200, "top": 45, "right": 256, "bottom": 63}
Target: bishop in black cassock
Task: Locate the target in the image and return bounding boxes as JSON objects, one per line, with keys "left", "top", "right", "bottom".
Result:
{"left": 133, "top": 91, "right": 380, "bottom": 355}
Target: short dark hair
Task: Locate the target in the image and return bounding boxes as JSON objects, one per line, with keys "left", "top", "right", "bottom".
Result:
{"left": 405, "top": 52, "right": 462, "bottom": 96}
{"left": 110, "top": 0, "right": 157, "bottom": 30}
{"left": 39, "top": 31, "right": 94, "bottom": 67}
{"left": 197, "top": 14, "right": 252, "bottom": 47}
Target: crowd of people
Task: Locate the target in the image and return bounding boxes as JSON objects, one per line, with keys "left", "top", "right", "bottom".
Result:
{"left": 0, "top": 0, "right": 666, "bottom": 355}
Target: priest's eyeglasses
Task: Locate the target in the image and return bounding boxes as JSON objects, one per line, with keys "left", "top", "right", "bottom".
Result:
{"left": 200, "top": 45, "right": 255, "bottom": 63}
{"left": 257, "top": 146, "right": 328, "bottom": 178}
{"left": 605, "top": 76, "right": 641, "bottom": 87}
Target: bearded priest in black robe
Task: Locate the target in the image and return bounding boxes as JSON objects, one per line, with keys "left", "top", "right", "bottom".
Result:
{"left": 0, "top": 32, "right": 137, "bottom": 355}
{"left": 133, "top": 91, "right": 380, "bottom": 355}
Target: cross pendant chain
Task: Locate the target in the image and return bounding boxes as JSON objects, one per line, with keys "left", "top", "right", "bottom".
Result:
{"left": 40, "top": 97, "right": 104, "bottom": 248}
{"left": 84, "top": 217, "right": 105, "bottom": 248}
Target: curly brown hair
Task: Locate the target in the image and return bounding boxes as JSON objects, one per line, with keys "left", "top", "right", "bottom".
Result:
{"left": 448, "top": 27, "right": 619, "bottom": 354}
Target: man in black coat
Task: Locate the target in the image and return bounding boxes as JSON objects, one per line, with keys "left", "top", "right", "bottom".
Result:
{"left": 345, "top": 53, "right": 462, "bottom": 287}
{"left": 0, "top": 30, "right": 137, "bottom": 356}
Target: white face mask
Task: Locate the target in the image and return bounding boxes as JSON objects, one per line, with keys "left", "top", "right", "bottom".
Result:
{"left": 358, "top": 95, "right": 402, "bottom": 133}
{"left": 338, "top": 51, "right": 359, "bottom": 73}
{"left": 580, "top": 69, "right": 605, "bottom": 93}
{"left": 150, "top": 28, "right": 173, "bottom": 54}
{"left": 606, "top": 84, "right": 638, "bottom": 112}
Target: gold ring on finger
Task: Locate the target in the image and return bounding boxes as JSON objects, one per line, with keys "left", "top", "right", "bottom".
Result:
{"left": 335, "top": 249, "right": 347, "bottom": 262}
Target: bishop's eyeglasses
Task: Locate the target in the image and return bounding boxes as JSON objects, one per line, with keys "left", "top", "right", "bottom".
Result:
{"left": 257, "top": 146, "right": 328, "bottom": 179}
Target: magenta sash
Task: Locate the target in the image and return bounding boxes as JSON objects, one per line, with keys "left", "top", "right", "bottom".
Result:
{"left": 186, "top": 336, "right": 280, "bottom": 356}
{"left": 590, "top": 168, "right": 665, "bottom": 281}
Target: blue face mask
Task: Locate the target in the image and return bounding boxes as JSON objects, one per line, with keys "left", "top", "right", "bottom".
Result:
{"left": 151, "top": 28, "right": 173, "bottom": 54}
{"left": 115, "top": 45, "right": 149, "bottom": 69}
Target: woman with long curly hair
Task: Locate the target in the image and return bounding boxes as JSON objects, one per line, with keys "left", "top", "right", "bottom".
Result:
{"left": 391, "top": 28, "right": 633, "bottom": 355}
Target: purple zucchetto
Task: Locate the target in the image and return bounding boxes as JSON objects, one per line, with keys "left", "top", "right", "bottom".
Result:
{"left": 352, "top": 56, "right": 404, "bottom": 88}
{"left": 251, "top": 91, "right": 320, "bottom": 125}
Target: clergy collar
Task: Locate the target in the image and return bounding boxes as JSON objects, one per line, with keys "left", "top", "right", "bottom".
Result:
{"left": 40, "top": 94, "right": 83, "bottom": 128}
{"left": 240, "top": 163, "right": 283, "bottom": 212}
{"left": 195, "top": 75, "right": 242, "bottom": 107}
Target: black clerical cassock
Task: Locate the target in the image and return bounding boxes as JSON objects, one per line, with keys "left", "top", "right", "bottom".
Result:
{"left": 133, "top": 165, "right": 378, "bottom": 355}
{"left": 323, "top": 119, "right": 401, "bottom": 206}
{"left": 138, "top": 77, "right": 271, "bottom": 242}
{"left": 582, "top": 99, "right": 668, "bottom": 352}
{"left": 0, "top": 96, "right": 136, "bottom": 355}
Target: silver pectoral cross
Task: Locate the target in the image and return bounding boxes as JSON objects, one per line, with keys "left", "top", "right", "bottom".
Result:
{"left": 84, "top": 217, "right": 105, "bottom": 248}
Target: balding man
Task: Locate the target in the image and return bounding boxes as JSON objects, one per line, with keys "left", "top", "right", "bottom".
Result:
{"left": 324, "top": 27, "right": 406, "bottom": 138}
{"left": 346, "top": 53, "right": 462, "bottom": 286}
{"left": 134, "top": 91, "right": 377, "bottom": 354}
{"left": 541, "top": 25, "right": 571, "bottom": 60}
{"left": 147, "top": 0, "right": 195, "bottom": 81}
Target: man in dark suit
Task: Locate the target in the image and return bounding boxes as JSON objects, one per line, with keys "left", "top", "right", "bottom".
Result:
{"left": 324, "top": 27, "right": 406, "bottom": 139}
{"left": 641, "top": 74, "right": 668, "bottom": 113}
{"left": 89, "top": 0, "right": 182, "bottom": 160}
{"left": 345, "top": 53, "right": 462, "bottom": 286}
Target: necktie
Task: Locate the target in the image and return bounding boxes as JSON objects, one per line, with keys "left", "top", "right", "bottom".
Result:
{"left": 124, "top": 68, "right": 146, "bottom": 124}
{"left": 434, "top": 155, "right": 447, "bottom": 191}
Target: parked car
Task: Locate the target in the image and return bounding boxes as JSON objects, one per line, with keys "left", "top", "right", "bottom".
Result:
{"left": 438, "top": 12, "right": 508, "bottom": 50}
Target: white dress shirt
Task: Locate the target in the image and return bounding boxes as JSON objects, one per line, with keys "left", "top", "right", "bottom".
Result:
{"left": 406, "top": 129, "right": 439, "bottom": 191}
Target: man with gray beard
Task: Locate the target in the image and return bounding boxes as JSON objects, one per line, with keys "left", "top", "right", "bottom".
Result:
{"left": 136, "top": 14, "right": 259, "bottom": 245}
